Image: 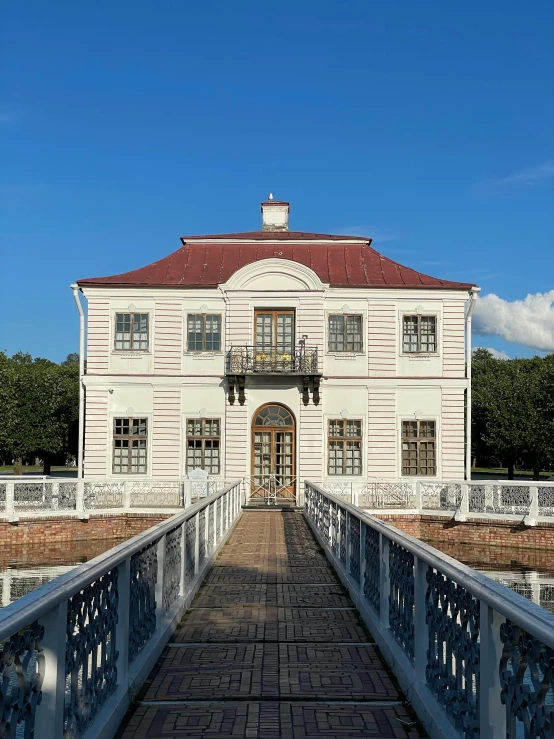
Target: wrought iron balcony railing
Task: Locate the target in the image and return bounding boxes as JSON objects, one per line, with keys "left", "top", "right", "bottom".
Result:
{"left": 226, "top": 345, "right": 320, "bottom": 375}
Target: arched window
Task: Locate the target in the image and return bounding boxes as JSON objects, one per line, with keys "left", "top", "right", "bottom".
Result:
{"left": 253, "top": 404, "right": 294, "bottom": 427}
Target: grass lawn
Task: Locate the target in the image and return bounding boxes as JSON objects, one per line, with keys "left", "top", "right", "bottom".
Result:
{"left": 472, "top": 467, "right": 552, "bottom": 480}
{"left": 0, "top": 465, "right": 76, "bottom": 474}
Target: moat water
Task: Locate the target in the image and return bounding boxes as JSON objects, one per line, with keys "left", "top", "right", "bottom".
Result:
{"left": 0, "top": 537, "right": 552, "bottom": 613}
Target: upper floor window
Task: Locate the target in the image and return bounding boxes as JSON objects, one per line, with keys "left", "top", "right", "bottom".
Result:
{"left": 402, "top": 315, "right": 437, "bottom": 353}
{"left": 328, "top": 315, "right": 362, "bottom": 352}
{"left": 113, "top": 417, "right": 148, "bottom": 474}
{"left": 187, "top": 314, "right": 221, "bottom": 351}
{"left": 186, "top": 418, "right": 220, "bottom": 473}
{"left": 115, "top": 313, "right": 149, "bottom": 351}
{"left": 328, "top": 419, "right": 362, "bottom": 475}
{"left": 402, "top": 420, "right": 436, "bottom": 476}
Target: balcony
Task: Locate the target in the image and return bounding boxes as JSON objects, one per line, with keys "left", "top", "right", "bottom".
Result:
{"left": 226, "top": 345, "right": 320, "bottom": 375}
{"left": 226, "top": 345, "right": 321, "bottom": 405}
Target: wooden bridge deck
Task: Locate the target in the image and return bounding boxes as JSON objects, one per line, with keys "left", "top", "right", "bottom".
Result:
{"left": 116, "top": 511, "right": 421, "bottom": 738}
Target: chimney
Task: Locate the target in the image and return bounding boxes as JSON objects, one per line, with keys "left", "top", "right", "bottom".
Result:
{"left": 261, "top": 194, "right": 289, "bottom": 231}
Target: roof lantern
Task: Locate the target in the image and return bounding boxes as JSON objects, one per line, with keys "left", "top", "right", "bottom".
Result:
{"left": 261, "top": 195, "right": 289, "bottom": 231}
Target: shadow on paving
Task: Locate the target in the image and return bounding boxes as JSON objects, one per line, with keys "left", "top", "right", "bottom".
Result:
{"left": 115, "top": 511, "right": 425, "bottom": 738}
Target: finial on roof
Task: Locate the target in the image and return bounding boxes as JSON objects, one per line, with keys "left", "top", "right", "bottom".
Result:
{"left": 268, "top": 193, "right": 273, "bottom": 200}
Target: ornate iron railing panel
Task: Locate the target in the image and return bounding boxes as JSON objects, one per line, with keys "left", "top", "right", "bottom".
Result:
{"left": 389, "top": 541, "right": 415, "bottom": 662}
{"left": 538, "top": 487, "right": 554, "bottom": 516}
{"left": 64, "top": 568, "right": 118, "bottom": 738}
{"left": 128, "top": 541, "right": 158, "bottom": 664}
{"left": 0, "top": 621, "right": 44, "bottom": 739}
{"left": 348, "top": 513, "right": 360, "bottom": 584}
{"left": 185, "top": 515, "right": 197, "bottom": 587}
{"left": 363, "top": 524, "right": 380, "bottom": 612}
{"left": 420, "top": 482, "right": 462, "bottom": 510}
{"left": 227, "top": 345, "right": 319, "bottom": 375}
{"left": 499, "top": 620, "right": 554, "bottom": 737}
{"left": 129, "top": 481, "right": 181, "bottom": 508}
{"left": 207, "top": 503, "right": 215, "bottom": 555}
{"left": 84, "top": 482, "right": 124, "bottom": 509}
{"left": 163, "top": 526, "right": 182, "bottom": 613}
{"left": 0, "top": 482, "right": 6, "bottom": 511}
{"left": 198, "top": 510, "right": 206, "bottom": 567}
{"left": 426, "top": 569, "right": 480, "bottom": 738}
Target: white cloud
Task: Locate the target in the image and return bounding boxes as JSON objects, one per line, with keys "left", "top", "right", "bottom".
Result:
{"left": 473, "top": 291, "right": 554, "bottom": 352}
{"left": 472, "top": 347, "right": 510, "bottom": 360}
{"left": 480, "top": 160, "right": 554, "bottom": 188}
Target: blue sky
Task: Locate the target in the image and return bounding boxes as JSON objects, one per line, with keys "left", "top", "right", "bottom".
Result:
{"left": 1, "top": 0, "right": 553, "bottom": 362}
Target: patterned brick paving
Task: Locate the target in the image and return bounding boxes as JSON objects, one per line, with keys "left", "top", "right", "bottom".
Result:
{"left": 116, "top": 511, "right": 422, "bottom": 738}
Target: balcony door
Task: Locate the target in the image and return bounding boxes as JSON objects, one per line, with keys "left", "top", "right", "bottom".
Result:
{"left": 251, "top": 404, "right": 296, "bottom": 500}
{"left": 255, "top": 309, "right": 295, "bottom": 353}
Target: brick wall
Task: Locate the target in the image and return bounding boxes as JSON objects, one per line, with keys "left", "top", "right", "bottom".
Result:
{"left": 375, "top": 513, "right": 554, "bottom": 551}
{"left": 0, "top": 513, "right": 171, "bottom": 547}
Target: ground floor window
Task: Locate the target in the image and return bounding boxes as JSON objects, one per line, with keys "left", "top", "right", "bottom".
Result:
{"left": 113, "top": 418, "right": 148, "bottom": 474}
{"left": 328, "top": 419, "right": 362, "bottom": 475}
{"left": 402, "top": 420, "right": 436, "bottom": 475}
{"left": 186, "top": 419, "right": 220, "bottom": 474}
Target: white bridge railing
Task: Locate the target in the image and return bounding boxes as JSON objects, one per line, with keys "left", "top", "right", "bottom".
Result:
{"left": 0, "top": 478, "right": 237, "bottom": 521}
{"left": 304, "top": 481, "right": 554, "bottom": 739}
{"left": 311, "top": 479, "right": 554, "bottom": 525}
{"left": 0, "top": 479, "right": 243, "bottom": 739}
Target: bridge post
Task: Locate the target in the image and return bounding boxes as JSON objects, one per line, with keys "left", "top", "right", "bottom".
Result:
{"left": 36, "top": 601, "right": 68, "bottom": 738}
{"left": 525, "top": 486, "right": 539, "bottom": 526}
{"left": 123, "top": 480, "right": 131, "bottom": 510}
{"left": 459, "top": 483, "right": 470, "bottom": 521}
{"left": 76, "top": 481, "right": 85, "bottom": 516}
{"left": 379, "top": 534, "right": 390, "bottom": 628}
{"left": 5, "top": 482, "right": 14, "bottom": 521}
{"left": 479, "top": 602, "right": 508, "bottom": 738}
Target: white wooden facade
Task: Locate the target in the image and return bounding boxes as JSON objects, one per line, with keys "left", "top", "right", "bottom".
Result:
{"left": 77, "top": 200, "right": 477, "bottom": 494}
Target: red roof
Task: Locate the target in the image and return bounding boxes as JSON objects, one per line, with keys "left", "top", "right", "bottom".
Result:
{"left": 77, "top": 231, "right": 474, "bottom": 290}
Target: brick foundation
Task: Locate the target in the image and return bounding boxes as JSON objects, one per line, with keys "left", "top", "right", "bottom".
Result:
{"left": 0, "top": 512, "right": 172, "bottom": 550}
{"left": 374, "top": 513, "right": 554, "bottom": 552}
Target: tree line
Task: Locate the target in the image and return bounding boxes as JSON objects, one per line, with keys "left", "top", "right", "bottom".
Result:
{"left": 0, "top": 352, "right": 79, "bottom": 474}
{"left": 472, "top": 349, "right": 554, "bottom": 479}
{"left": 0, "top": 349, "right": 552, "bottom": 478}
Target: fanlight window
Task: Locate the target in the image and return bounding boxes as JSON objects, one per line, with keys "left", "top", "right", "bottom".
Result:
{"left": 254, "top": 405, "right": 293, "bottom": 427}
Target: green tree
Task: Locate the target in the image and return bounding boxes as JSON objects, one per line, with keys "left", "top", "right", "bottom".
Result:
{"left": 0, "top": 352, "right": 79, "bottom": 474}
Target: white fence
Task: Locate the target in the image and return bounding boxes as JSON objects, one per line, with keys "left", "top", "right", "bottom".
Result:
{"left": 0, "top": 480, "right": 243, "bottom": 739}
{"left": 312, "top": 479, "right": 554, "bottom": 525}
{"left": 304, "top": 481, "right": 554, "bottom": 739}
{"left": 0, "top": 478, "right": 238, "bottom": 521}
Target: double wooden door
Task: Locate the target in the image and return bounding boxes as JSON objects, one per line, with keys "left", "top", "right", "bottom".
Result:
{"left": 251, "top": 404, "right": 295, "bottom": 499}
{"left": 254, "top": 309, "right": 295, "bottom": 353}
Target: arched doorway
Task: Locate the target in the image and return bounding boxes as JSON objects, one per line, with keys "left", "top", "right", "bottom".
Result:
{"left": 251, "top": 404, "right": 296, "bottom": 501}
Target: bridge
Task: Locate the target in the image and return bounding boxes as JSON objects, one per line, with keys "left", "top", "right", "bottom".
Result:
{"left": 1, "top": 480, "right": 553, "bottom": 738}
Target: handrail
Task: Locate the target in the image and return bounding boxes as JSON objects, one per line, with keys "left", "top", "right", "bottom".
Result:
{"left": 304, "top": 480, "right": 554, "bottom": 739}
{"left": 0, "top": 481, "right": 237, "bottom": 640}
{"left": 311, "top": 484, "right": 554, "bottom": 646}
{"left": 0, "top": 479, "right": 244, "bottom": 739}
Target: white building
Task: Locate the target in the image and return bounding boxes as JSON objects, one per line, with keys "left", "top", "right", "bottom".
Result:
{"left": 75, "top": 199, "right": 478, "bottom": 501}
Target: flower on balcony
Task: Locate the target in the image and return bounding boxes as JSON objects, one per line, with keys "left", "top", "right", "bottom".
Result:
{"left": 280, "top": 353, "right": 292, "bottom": 362}
{"left": 256, "top": 353, "right": 267, "bottom": 362}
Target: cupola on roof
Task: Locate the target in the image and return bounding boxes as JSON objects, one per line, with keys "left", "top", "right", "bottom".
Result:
{"left": 77, "top": 199, "right": 475, "bottom": 291}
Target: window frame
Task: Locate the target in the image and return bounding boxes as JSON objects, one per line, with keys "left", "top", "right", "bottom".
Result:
{"left": 113, "top": 312, "right": 150, "bottom": 352}
{"left": 186, "top": 417, "right": 221, "bottom": 474}
{"left": 186, "top": 313, "right": 223, "bottom": 353}
{"left": 112, "top": 417, "right": 148, "bottom": 475}
{"left": 400, "top": 418, "right": 437, "bottom": 477}
{"left": 327, "top": 313, "right": 364, "bottom": 353}
{"left": 327, "top": 418, "right": 363, "bottom": 476}
{"left": 401, "top": 313, "right": 438, "bottom": 355}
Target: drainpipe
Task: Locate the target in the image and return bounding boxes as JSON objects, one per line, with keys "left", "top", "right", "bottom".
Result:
{"left": 71, "top": 284, "right": 85, "bottom": 479}
{"left": 465, "top": 287, "right": 480, "bottom": 480}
